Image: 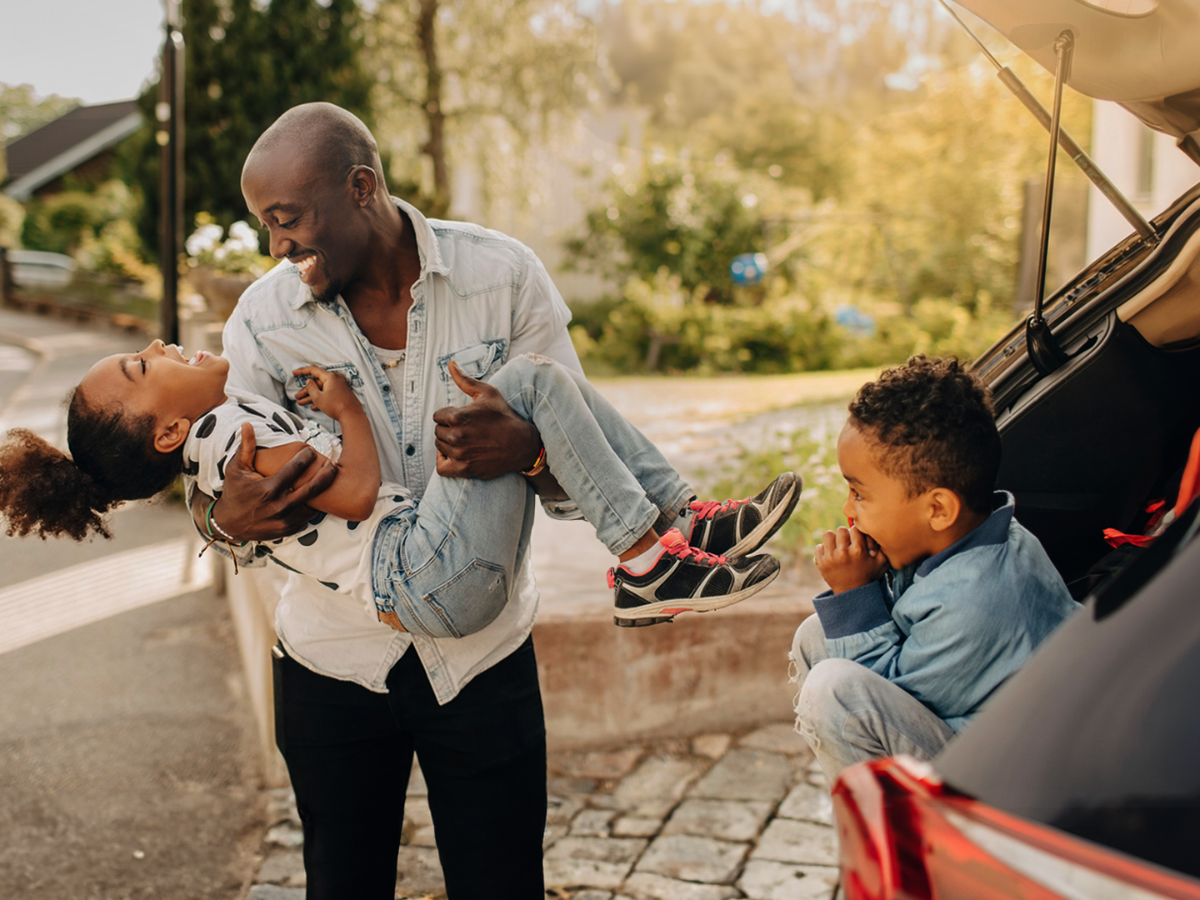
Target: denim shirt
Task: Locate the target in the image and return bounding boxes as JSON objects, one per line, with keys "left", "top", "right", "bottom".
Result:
{"left": 811, "top": 492, "right": 1080, "bottom": 731}
{"left": 221, "top": 197, "right": 580, "bottom": 701}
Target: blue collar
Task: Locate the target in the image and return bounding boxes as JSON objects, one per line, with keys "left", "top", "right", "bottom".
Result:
{"left": 912, "top": 491, "right": 1015, "bottom": 579}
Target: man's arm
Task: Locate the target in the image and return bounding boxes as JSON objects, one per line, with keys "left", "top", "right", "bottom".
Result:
{"left": 191, "top": 425, "right": 339, "bottom": 543}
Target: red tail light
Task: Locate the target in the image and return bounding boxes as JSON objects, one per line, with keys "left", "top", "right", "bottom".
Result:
{"left": 833, "top": 756, "right": 1200, "bottom": 900}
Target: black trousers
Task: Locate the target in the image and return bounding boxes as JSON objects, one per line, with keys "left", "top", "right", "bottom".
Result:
{"left": 273, "top": 636, "right": 548, "bottom": 899}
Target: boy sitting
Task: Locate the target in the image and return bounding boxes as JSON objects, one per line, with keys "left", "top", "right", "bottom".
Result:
{"left": 790, "top": 356, "right": 1079, "bottom": 782}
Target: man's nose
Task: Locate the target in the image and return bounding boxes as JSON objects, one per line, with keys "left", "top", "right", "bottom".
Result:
{"left": 267, "top": 230, "right": 293, "bottom": 260}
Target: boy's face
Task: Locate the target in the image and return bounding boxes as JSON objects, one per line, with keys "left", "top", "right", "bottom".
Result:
{"left": 837, "top": 421, "right": 936, "bottom": 570}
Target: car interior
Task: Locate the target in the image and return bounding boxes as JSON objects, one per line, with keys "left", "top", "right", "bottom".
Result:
{"left": 992, "top": 210, "right": 1200, "bottom": 593}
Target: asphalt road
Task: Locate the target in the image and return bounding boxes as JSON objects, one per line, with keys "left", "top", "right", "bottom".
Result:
{"left": 0, "top": 309, "right": 266, "bottom": 900}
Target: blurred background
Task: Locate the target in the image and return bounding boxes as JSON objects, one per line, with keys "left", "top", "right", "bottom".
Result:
{"left": 3, "top": 0, "right": 1197, "bottom": 557}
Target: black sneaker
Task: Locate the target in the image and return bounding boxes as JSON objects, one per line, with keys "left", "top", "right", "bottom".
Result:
{"left": 684, "top": 472, "right": 802, "bottom": 558}
{"left": 609, "top": 528, "right": 780, "bottom": 627}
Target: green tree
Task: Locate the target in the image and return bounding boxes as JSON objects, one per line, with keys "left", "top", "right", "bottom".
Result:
{"left": 565, "top": 158, "right": 767, "bottom": 303}
{"left": 367, "top": 0, "right": 595, "bottom": 216}
{"left": 132, "top": 0, "right": 374, "bottom": 257}
{"left": 0, "top": 83, "right": 79, "bottom": 144}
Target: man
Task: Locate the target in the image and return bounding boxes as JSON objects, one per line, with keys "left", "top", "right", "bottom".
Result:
{"left": 199, "top": 102, "right": 579, "bottom": 898}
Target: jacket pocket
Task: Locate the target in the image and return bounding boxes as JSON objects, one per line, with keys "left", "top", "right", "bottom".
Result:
{"left": 436, "top": 340, "right": 507, "bottom": 407}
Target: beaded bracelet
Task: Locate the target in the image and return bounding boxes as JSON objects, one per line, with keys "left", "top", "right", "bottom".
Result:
{"left": 520, "top": 445, "right": 548, "bottom": 477}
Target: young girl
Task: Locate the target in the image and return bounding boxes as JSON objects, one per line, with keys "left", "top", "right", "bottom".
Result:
{"left": 0, "top": 340, "right": 800, "bottom": 634}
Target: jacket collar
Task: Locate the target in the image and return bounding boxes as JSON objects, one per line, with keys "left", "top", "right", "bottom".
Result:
{"left": 912, "top": 490, "right": 1015, "bottom": 579}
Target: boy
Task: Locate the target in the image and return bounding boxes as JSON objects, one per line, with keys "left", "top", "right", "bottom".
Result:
{"left": 789, "top": 356, "right": 1079, "bottom": 782}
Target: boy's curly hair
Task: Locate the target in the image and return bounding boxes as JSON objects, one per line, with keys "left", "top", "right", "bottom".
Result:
{"left": 848, "top": 355, "right": 1001, "bottom": 514}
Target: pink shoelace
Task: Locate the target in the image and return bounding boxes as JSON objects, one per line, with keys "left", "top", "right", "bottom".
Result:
{"left": 659, "top": 528, "right": 727, "bottom": 566}
{"left": 689, "top": 497, "right": 746, "bottom": 520}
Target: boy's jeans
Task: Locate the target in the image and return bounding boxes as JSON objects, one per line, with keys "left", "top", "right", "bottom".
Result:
{"left": 373, "top": 354, "right": 695, "bottom": 638}
{"left": 789, "top": 615, "right": 956, "bottom": 784}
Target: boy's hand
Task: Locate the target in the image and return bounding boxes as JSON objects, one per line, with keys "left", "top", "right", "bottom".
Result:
{"left": 815, "top": 525, "right": 889, "bottom": 594}
{"left": 294, "top": 366, "right": 363, "bottom": 420}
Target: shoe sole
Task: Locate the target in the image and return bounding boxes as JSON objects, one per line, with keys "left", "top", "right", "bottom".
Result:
{"left": 725, "top": 475, "right": 803, "bottom": 557}
{"left": 612, "top": 566, "right": 780, "bottom": 626}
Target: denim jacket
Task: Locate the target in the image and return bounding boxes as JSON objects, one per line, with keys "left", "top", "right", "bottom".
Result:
{"left": 221, "top": 197, "right": 580, "bottom": 701}
{"left": 811, "top": 492, "right": 1080, "bottom": 731}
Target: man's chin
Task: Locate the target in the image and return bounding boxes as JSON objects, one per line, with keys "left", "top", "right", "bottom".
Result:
{"left": 312, "top": 278, "right": 345, "bottom": 305}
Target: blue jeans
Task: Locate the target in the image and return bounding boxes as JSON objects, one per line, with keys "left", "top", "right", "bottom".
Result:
{"left": 373, "top": 354, "right": 695, "bottom": 638}
{"left": 789, "top": 615, "right": 955, "bottom": 784}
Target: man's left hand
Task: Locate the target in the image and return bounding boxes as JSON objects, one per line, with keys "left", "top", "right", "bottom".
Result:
{"left": 433, "top": 360, "right": 541, "bottom": 479}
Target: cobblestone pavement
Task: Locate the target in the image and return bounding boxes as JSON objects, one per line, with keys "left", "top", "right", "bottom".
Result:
{"left": 247, "top": 721, "right": 838, "bottom": 900}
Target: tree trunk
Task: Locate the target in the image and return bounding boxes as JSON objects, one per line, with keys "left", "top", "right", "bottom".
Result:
{"left": 417, "top": 0, "right": 450, "bottom": 216}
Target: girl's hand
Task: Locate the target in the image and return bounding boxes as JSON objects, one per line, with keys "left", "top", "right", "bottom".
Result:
{"left": 294, "top": 366, "right": 363, "bottom": 420}
{"left": 814, "top": 525, "right": 890, "bottom": 595}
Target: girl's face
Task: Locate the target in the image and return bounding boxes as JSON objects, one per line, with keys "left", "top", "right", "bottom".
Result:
{"left": 80, "top": 340, "right": 229, "bottom": 429}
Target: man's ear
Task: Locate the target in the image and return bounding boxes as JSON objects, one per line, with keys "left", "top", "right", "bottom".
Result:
{"left": 926, "top": 487, "right": 963, "bottom": 534}
{"left": 348, "top": 165, "right": 377, "bottom": 208}
{"left": 154, "top": 417, "right": 191, "bottom": 455}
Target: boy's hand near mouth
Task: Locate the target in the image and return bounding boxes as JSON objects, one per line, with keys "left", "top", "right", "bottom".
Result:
{"left": 815, "top": 525, "right": 889, "bottom": 594}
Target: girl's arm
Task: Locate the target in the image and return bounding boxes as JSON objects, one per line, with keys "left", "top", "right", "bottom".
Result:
{"left": 252, "top": 367, "right": 382, "bottom": 522}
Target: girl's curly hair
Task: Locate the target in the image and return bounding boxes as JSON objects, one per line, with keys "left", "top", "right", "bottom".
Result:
{"left": 848, "top": 355, "right": 1001, "bottom": 514}
{"left": 0, "top": 387, "right": 184, "bottom": 541}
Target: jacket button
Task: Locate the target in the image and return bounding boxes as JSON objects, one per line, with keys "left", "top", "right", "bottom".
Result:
{"left": 405, "top": 444, "right": 415, "bottom": 456}
{"left": 382, "top": 385, "right": 391, "bottom": 393}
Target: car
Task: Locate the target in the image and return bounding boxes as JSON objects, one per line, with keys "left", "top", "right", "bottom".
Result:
{"left": 6, "top": 249, "right": 76, "bottom": 290}
{"left": 830, "top": 0, "right": 1200, "bottom": 896}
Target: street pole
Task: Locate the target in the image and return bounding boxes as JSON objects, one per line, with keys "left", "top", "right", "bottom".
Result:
{"left": 158, "top": 0, "right": 185, "bottom": 344}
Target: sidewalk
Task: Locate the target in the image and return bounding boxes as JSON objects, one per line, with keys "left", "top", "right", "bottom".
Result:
{"left": 249, "top": 721, "right": 838, "bottom": 900}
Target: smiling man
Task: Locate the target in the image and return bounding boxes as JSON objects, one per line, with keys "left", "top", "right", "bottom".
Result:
{"left": 787, "top": 356, "right": 1079, "bottom": 784}
{"left": 196, "top": 102, "right": 581, "bottom": 899}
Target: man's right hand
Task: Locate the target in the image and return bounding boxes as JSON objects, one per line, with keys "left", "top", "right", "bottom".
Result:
{"left": 203, "top": 422, "right": 338, "bottom": 543}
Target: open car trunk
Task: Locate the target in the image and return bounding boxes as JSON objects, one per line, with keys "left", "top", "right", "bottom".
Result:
{"left": 977, "top": 186, "right": 1200, "bottom": 587}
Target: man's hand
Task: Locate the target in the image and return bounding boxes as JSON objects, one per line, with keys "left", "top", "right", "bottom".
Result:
{"left": 294, "top": 366, "right": 363, "bottom": 420}
{"left": 814, "top": 525, "right": 890, "bottom": 595}
{"left": 206, "top": 422, "right": 338, "bottom": 542}
{"left": 433, "top": 360, "right": 541, "bottom": 479}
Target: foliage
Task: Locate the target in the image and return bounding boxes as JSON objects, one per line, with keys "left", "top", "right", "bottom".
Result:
{"left": 131, "top": 0, "right": 375, "bottom": 258}
{"left": 570, "top": 269, "right": 1016, "bottom": 376}
{"left": 0, "top": 194, "right": 22, "bottom": 248}
{"left": 367, "top": 0, "right": 595, "bottom": 216}
{"left": 565, "top": 159, "right": 768, "bottom": 303}
{"left": 0, "top": 83, "right": 79, "bottom": 145}
{"left": 703, "top": 424, "right": 846, "bottom": 563}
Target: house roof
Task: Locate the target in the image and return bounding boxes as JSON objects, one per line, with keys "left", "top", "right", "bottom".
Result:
{"left": 3, "top": 100, "right": 142, "bottom": 200}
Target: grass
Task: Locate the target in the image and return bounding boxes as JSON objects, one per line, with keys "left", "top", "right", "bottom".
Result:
{"left": 701, "top": 424, "right": 846, "bottom": 565}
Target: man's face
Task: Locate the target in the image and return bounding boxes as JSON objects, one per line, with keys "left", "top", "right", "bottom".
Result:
{"left": 837, "top": 421, "right": 935, "bottom": 570}
{"left": 241, "top": 150, "right": 365, "bottom": 304}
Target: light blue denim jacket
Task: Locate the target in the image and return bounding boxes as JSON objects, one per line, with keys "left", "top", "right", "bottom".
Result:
{"left": 221, "top": 197, "right": 580, "bottom": 701}
{"left": 812, "top": 492, "right": 1080, "bottom": 731}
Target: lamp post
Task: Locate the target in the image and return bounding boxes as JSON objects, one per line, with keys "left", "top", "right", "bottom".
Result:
{"left": 158, "top": 0, "right": 184, "bottom": 344}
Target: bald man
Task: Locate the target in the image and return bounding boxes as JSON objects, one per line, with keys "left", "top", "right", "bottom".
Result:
{"left": 197, "top": 103, "right": 580, "bottom": 898}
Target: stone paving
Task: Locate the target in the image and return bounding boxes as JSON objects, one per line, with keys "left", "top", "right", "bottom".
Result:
{"left": 247, "top": 721, "right": 839, "bottom": 900}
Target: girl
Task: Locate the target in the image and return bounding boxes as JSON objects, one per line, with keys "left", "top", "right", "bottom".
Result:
{"left": 0, "top": 340, "right": 799, "bottom": 634}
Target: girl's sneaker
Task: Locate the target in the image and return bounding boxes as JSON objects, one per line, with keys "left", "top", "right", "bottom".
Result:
{"left": 684, "top": 472, "right": 802, "bottom": 558}
{"left": 609, "top": 528, "right": 780, "bottom": 627}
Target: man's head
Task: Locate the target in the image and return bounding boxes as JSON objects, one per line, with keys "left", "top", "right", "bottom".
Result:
{"left": 837, "top": 355, "right": 1001, "bottom": 569}
{"left": 241, "top": 103, "right": 389, "bottom": 303}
